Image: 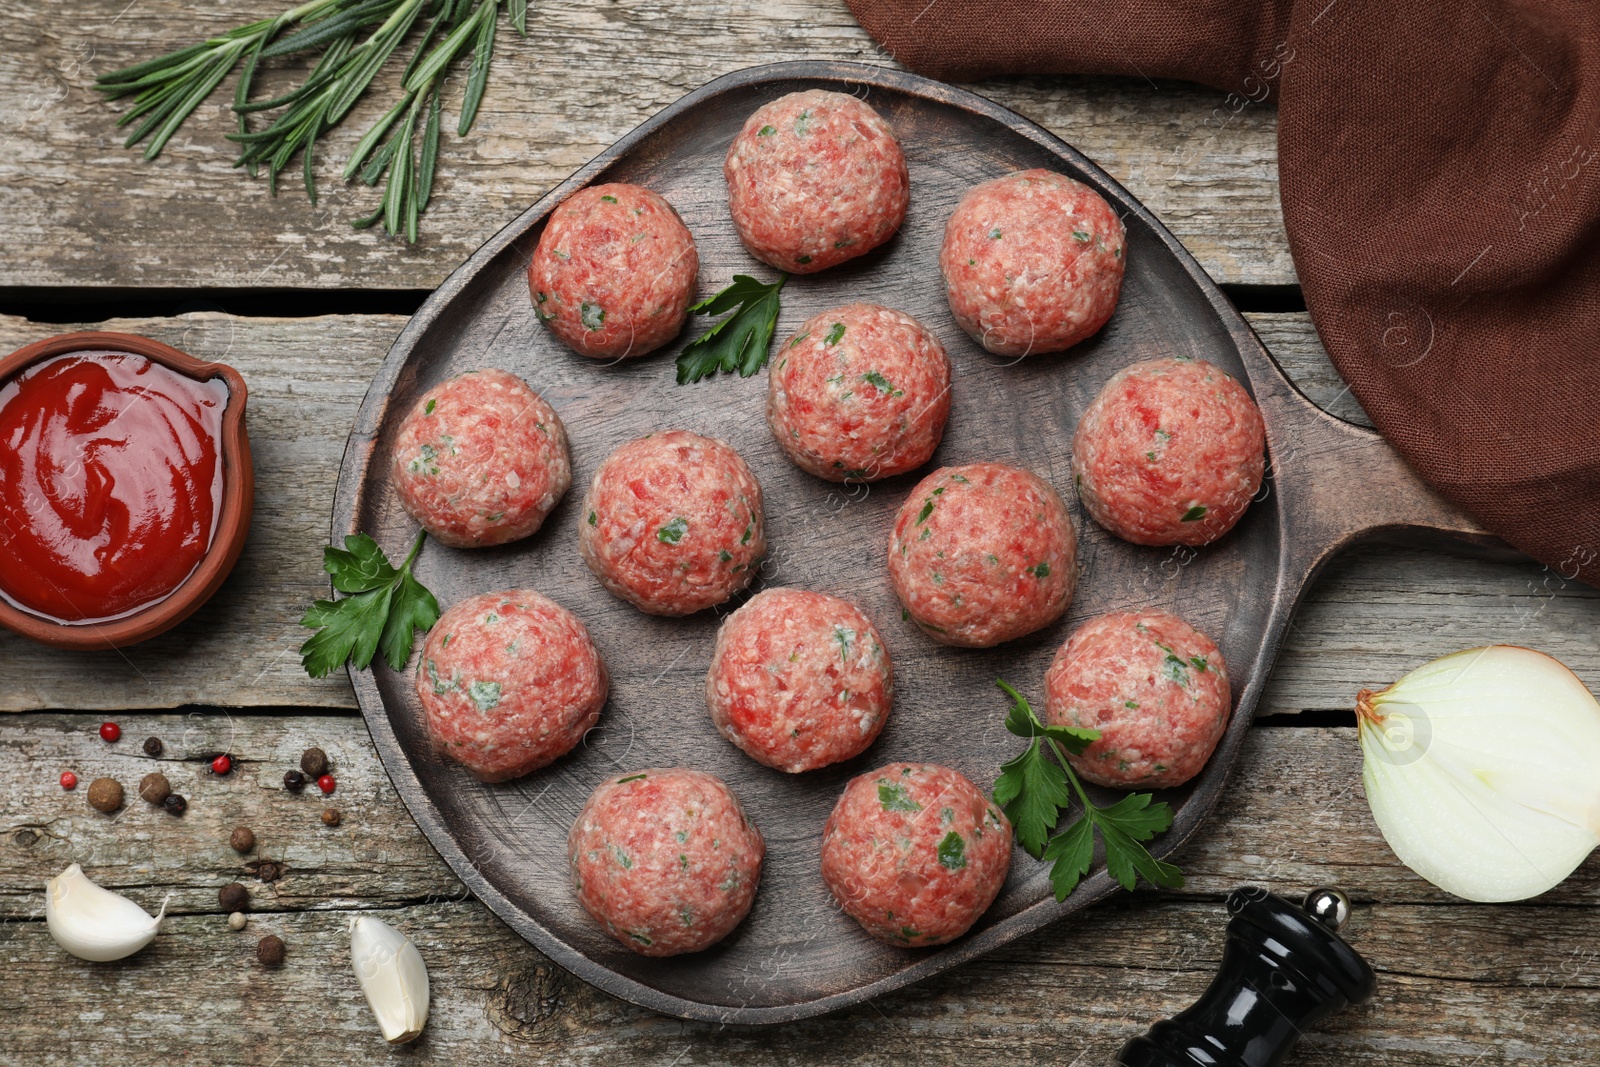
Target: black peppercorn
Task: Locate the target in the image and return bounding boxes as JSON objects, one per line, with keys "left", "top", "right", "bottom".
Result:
{"left": 300, "top": 747, "right": 329, "bottom": 778}
{"left": 320, "top": 808, "right": 341, "bottom": 827}
{"left": 256, "top": 861, "right": 282, "bottom": 883}
{"left": 283, "top": 770, "right": 306, "bottom": 793}
{"left": 162, "top": 793, "right": 187, "bottom": 816}
{"left": 219, "top": 882, "right": 249, "bottom": 912}
{"left": 257, "top": 934, "right": 286, "bottom": 967}
{"left": 142, "top": 736, "right": 164, "bottom": 758}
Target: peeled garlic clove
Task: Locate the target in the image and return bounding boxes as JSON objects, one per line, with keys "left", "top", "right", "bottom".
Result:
{"left": 1359, "top": 645, "right": 1600, "bottom": 902}
{"left": 46, "top": 863, "right": 166, "bottom": 962}
{"left": 350, "top": 915, "right": 430, "bottom": 1044}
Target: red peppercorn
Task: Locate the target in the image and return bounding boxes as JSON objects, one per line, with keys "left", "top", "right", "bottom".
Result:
{"left": 317, "top": 774, "right": 336, "bottom": 795}
{"left": 60, "top": 771, "right": 78, "bottom": 790}
{"left": 211, "top": 754, "right": 233, "bottom": 775}
{"left": 99, "top": 722, "right": 121, "bottom": 743}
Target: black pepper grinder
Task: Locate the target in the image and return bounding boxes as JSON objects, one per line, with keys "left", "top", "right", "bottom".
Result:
{"left": 1116, "top": 886, "right": 1377, "bottom": 1067}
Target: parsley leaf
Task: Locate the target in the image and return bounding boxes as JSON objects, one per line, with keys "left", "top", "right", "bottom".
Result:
{"left": 994, "top": 740, "right": 1071, "bottom": 857}
{"left": 300, "top": 530, "right": 440, "bottom": 678}
{"left": 675, "top": 274, "right": 786, "bottom": 384}
{"left": 991, "top": 678, "right": 1182, "bottom": 900}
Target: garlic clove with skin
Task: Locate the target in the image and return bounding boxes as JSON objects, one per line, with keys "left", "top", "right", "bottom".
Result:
{"left": 350, "top": 914, "right": 430, "bottom": 1044}
{"left": 46, "top": 863, "right": 167, "bottom": 962}
{"left": 1358, "top": 645, "right": 1600, "bottom": 903}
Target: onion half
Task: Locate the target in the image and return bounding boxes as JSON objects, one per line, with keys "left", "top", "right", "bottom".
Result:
{"left": 1358, "top": 645, "right": 1600, "bottom": 903}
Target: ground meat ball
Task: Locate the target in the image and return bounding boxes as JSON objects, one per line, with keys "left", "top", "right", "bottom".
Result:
{"left": 888, "top": 463, "right": 1077, "bottom": 647}
{"left": 1045, "top": 611, "right": 1231, "bottom": 789}
{"left": 1072, "top": 357, "right": 1266, "bottom": 546}
{"left": 706, "top": 588, "right": 893, "bottom": 773}
{"left": 528, "top": 183, "right": 699, "bottom": 359}
{"left": 579, "top": 431, "right": 765, "bottom": 616}
{"left": 568, "top": 768, "right": 764, "bottom": 956}
{"left": 391, "top": 369, "right": 571, "bottom": 549}
{"left": 416, "top": 590, "right": 607, "bottom": 783}
{"left": 725, "top": 89, "right": 909, "bottom": 274}
{"left": 767, "top": 303, "right": 952, "bottom": 482}
{"left": 821, "top": 762, "right": 1012, "bottom": 947}
{"left": 940, "top": 169, "right": 1126, "bottom": 357}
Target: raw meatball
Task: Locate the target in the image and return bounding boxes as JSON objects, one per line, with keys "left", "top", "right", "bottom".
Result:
{"left": 821, "top": 762, "right": 1012, "bottom": 947}
{"left": 528, "top": 183, "right": 699, "bottom": 359}
{"left": 568, "top": 768, "right": 764, "bottom": 956}
{"left": 706, "top": 588, "right": 893, "bottom": 773}
{"left": 888, "top": 463, "right": 1077, "bottom": 647}
{"left": 579, "top": 431, "right": 765, "bottom": 616}
{"left": 767, "top": 303, "right": 952, "bottom": 482}
{"left": 1072, "top": 357, "right": 1266, "bottom": 546}
{"left": 940, "top": 169, "right": 1126, "bottom": 357}
{"left": 391, "top": 369, "right": 571, "bottom": 549}
{"left": 416, "top": 590, "right": 607, "bottom": 783}
{"left": 725, "top": 89, "right": 909, "bottom": 274}
{"left": 1045, "top": 610, "right": 1231, "bottom": 789}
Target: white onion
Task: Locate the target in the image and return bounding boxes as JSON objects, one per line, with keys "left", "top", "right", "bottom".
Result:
{"left": 1358, "top": 645, "right": 1600, "bottom": 902}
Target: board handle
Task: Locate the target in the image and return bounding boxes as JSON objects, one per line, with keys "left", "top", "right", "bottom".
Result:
{"left": 1254, "top": 356, "right": 1513, "bottom": 578}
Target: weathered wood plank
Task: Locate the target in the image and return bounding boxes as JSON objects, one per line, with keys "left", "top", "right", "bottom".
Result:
{"left": 2, "top": 718, "right": 1596, "bottom": 1063}
{"left": 2, "top": 311, "right": 1596, "bottom": 713}
{"left": 0, "top": 0, "right": 1289, "bottom": 290}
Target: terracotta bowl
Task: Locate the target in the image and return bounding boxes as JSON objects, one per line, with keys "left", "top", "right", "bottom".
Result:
{"left": 0, "top": 331, "right": 253, "bottom": 650}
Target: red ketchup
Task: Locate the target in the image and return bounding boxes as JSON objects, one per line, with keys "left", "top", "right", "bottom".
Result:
{"left": 0, "top": 351, "right": 228, "bottom": 624}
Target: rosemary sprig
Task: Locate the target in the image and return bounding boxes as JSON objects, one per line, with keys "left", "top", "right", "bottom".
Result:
{"left": 94, "top": 0, "right": 525, "bottom": 241}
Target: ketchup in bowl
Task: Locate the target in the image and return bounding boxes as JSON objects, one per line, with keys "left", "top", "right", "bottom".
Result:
{"left": 0, "top": 350, "right": 229, "bottom": 624}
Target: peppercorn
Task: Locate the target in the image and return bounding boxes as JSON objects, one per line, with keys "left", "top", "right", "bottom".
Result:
{"left": 256, "top": 861, "right": 282, "bottom": 883}
{"left": 300, "top": 747, "right": 329, "bottom": 778}
{"left": 317, "top": 774, "right": 336, "bottom": 795}
{"left": 228, "top": 911, "right": 247, "bottom": 931}
{"left": 320, "top": 808, "right": 341, "bottom": 827}
{"left": 219, "top": 882, "right": 250, "bottom": 912}
{"left": 283, "top": 770, "right": 306, "bottom": 793}
{"left": 139, "top": 772, "right": 171, "bottom": 805}
{"left": 230, "top": 826, "right": 256, "bottom": 853}
{"left": 162, "top": 793, "right": 188, "bottom": 816}
{"left": 87, "top": 777, "right": 124, "bottom": 813}
{"left": 211, "top": 754, "right": 232, "bottom": 776}
{"left": 142, "top": 736, "right": 164, "bottom": 757}
{"left": 59, "top": 771, "right": 78, "bottom": 791}
{"left": 98, "top": 722, "right": 121, "bottom": 743}
{"left": 257, "top": 934, "right": 285, "bottom": 967}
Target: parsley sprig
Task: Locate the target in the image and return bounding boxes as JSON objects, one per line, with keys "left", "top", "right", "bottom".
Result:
{"left": 992, "top": 679, "right": 1184, "bottom": 901}
{"left": 675, "top": 274, "right": 786, "bottom": 384}
{"left": 300, "top": 530, "right": 440, "bottom": 677}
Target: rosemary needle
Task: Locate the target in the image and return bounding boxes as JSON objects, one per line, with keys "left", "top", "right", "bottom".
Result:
{"left": 95, "top": 0, "right": 525, "bottom": 241}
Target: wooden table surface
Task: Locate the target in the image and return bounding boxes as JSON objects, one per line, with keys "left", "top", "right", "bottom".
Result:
{"left": 4, "top": 2, "right": 1599, "bottom": 1063}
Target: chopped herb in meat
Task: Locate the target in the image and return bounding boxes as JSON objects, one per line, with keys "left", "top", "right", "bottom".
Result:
{"left": 878, "top": 781, "right": 923, "bottom": 813}
{"left": 937, "top": 831, "right": 967, "bottom": 870}
{"left": 658, "top": 517, "right": 689, "bottom": 544}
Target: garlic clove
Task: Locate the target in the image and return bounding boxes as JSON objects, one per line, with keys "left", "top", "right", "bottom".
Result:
{"left": 1359, "top": 645, "right": 1600, "bottom": 902}
{"left": 46, "top": 863, "right": 167, "bottom": 962}
{"left": 350, "top": 915, "right": 430, "bottom": 1044}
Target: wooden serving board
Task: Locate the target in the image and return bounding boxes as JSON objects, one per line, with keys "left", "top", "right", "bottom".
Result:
{"left": 332, "top": 61, "right": 1501, "bottom": 1024}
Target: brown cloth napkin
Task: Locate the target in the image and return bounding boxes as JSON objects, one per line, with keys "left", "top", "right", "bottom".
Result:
{"left": 847, "top": 0, "right": 1600, "bottom": 588}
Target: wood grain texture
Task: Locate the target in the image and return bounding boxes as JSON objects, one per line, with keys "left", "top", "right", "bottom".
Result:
{"left": 0, "top": 0, "right": 1288, "bottom": 290}
{"left": 2, "top": 310, "right": 1596, "bottom": 714}
{"left": 3, "top": 715, "right": 1596, "bottom": 1063}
